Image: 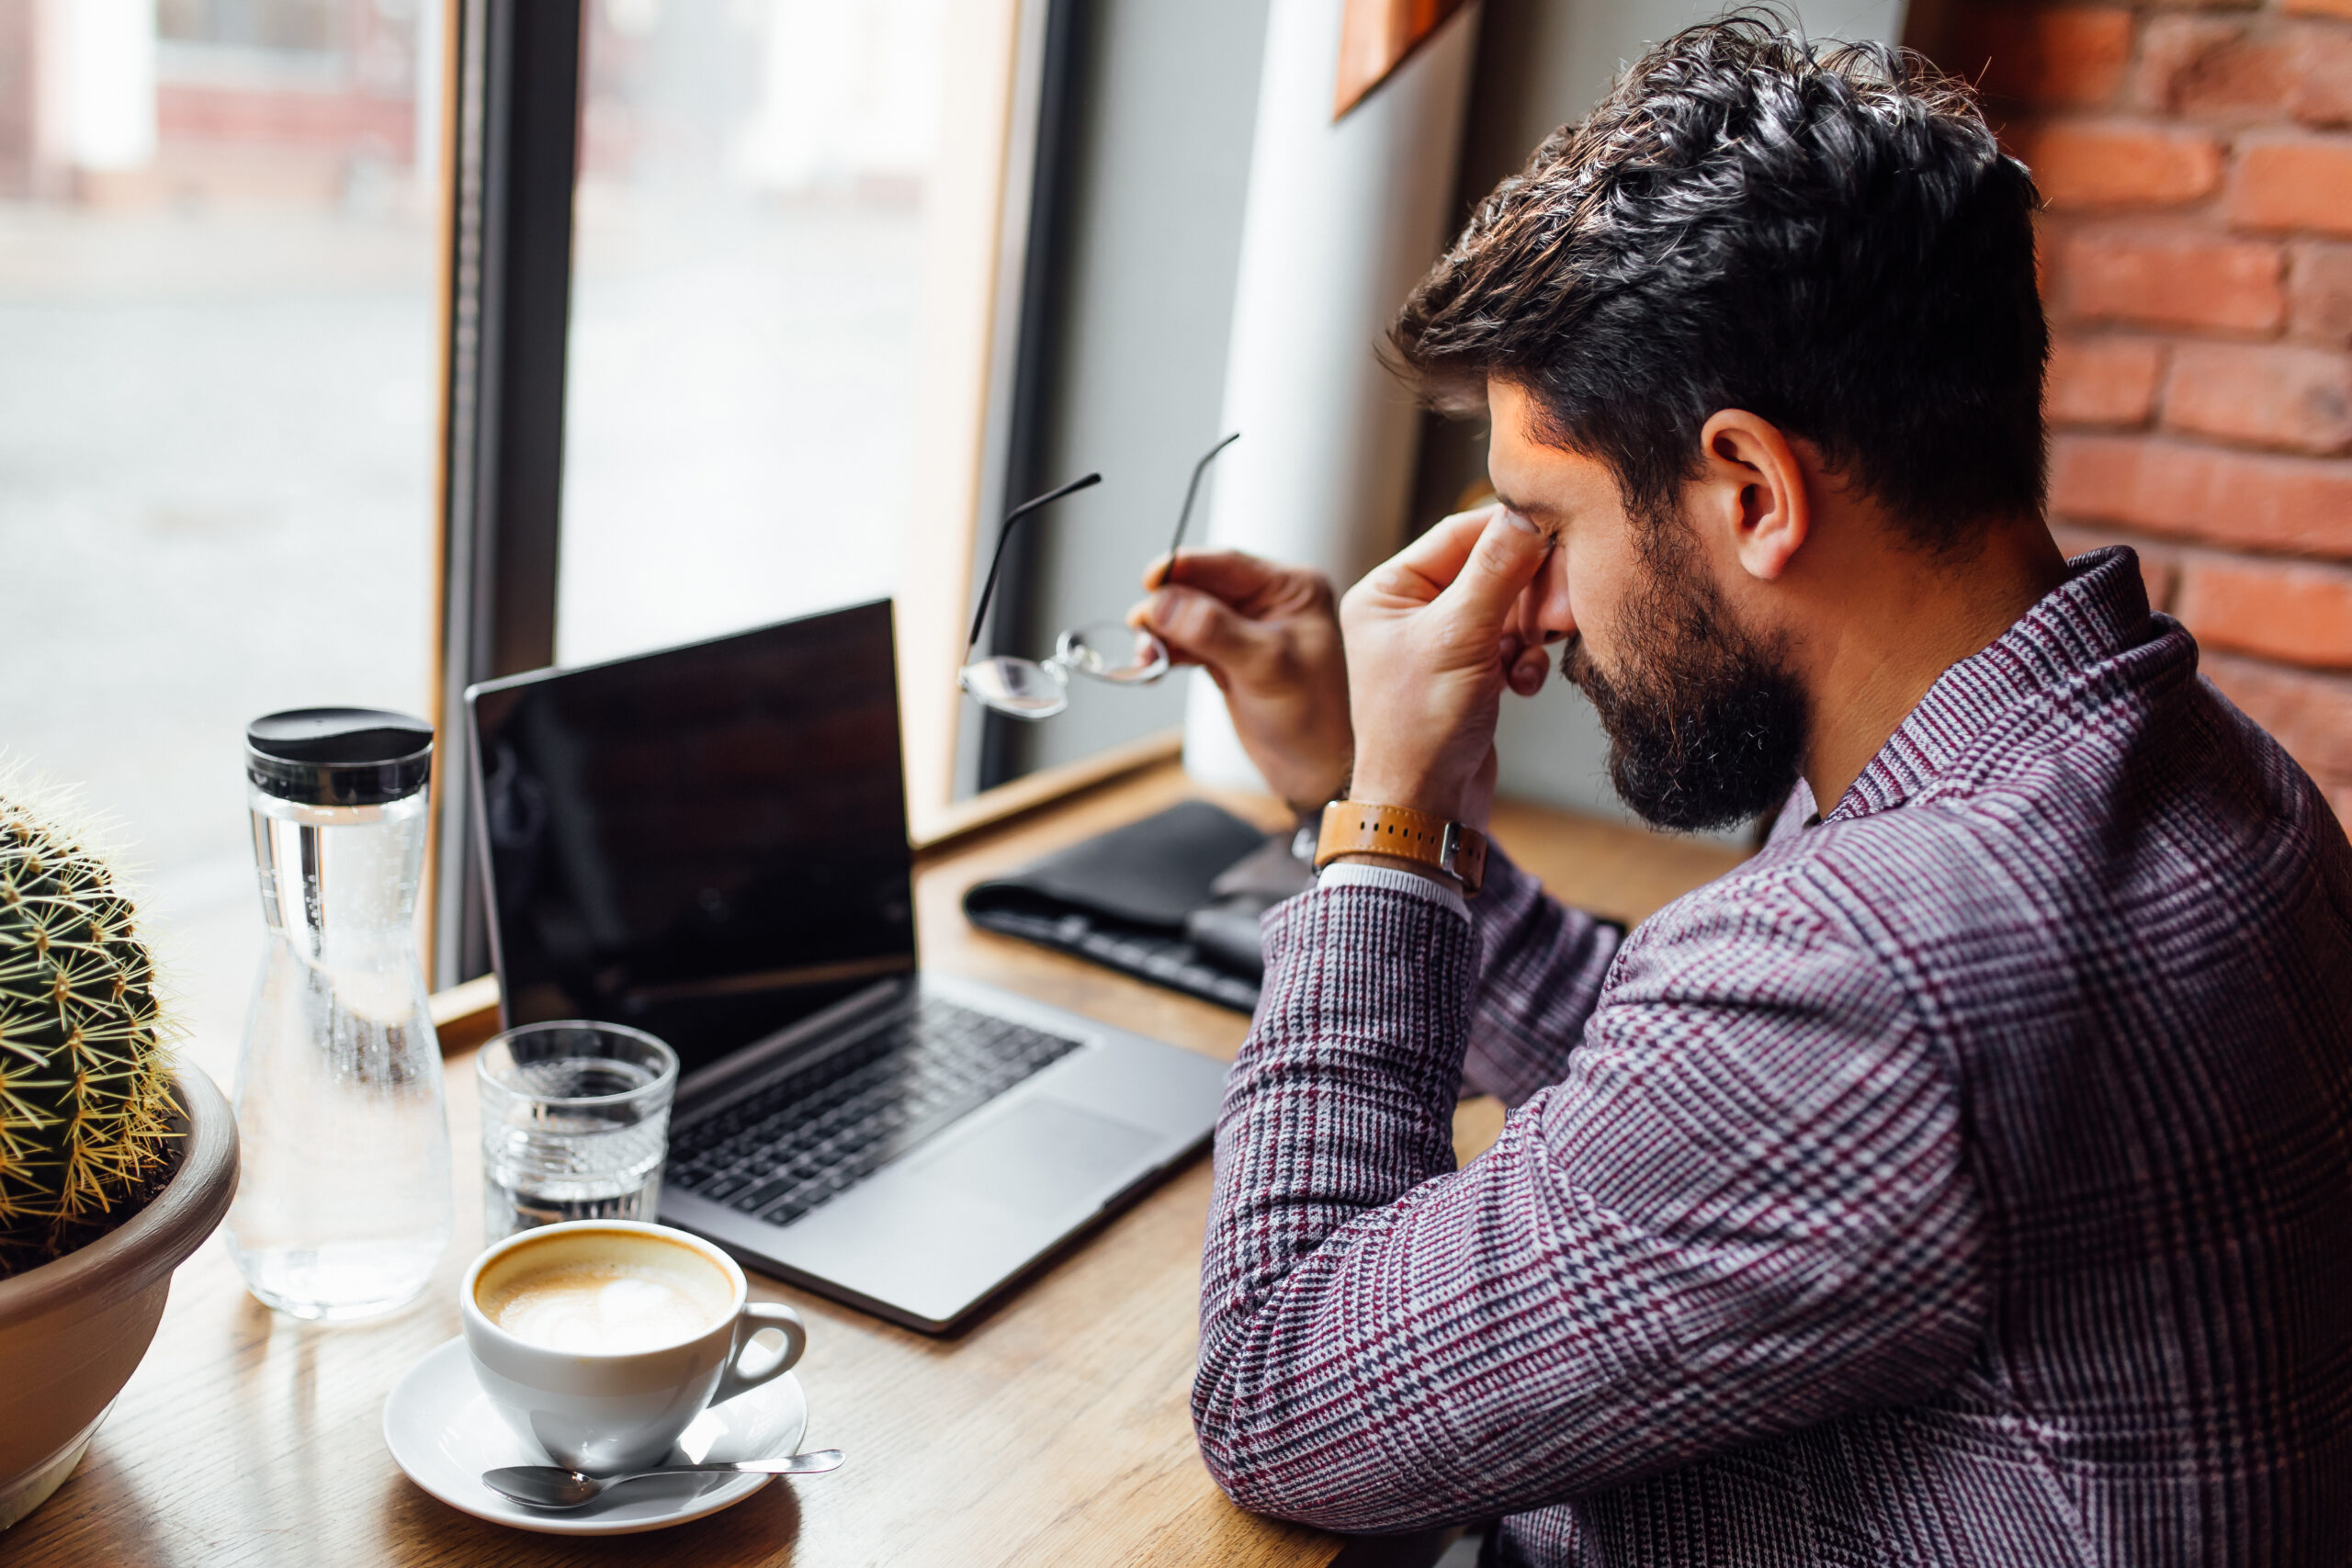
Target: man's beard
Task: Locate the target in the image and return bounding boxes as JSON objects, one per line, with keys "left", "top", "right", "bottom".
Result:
{"left": 1561, "top": 523, "right": 1809, "bottom": 833}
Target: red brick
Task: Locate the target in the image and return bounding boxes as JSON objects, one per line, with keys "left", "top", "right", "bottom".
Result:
{"left": 2226, "top": 134, "right": 2352, "bottom": 234}
{"left": 2053, "top": 231, "right": 2285, "bottom": 333}
{"left": 2175, "top": 552, "right": 2352, "bottom": 665}
{"left": 2048, "top": 336, "right": 2167, "bottom": 424}
{"left": 2051, "top": 523, "right": 2180, "bottom": 605}
{"left": 2018, "top": 121, "right": 2222, "bottom": 208}
{"left": 2201, "top": 652, "right": 2352, "bottom": 774}
{"left": 2050, "top": 434, "right": 2352, "bottom": 555}
{"left": 2163, "top": 343, "right": 2352, "bottom": 452}
{"left": 1970, "top": 8, "right": 2135, "bottom": 109}
{"left": 2139, "top": 17, "right": 2295, "bottom": 120}
{"left": 2289, "top": 242, "right": 2352, "bottom": 342}
{"left": 2290, "top": 23, "right": 2352, "bottom": 128}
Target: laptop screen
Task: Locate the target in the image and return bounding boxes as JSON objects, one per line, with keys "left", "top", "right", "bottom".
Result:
{"left": 467, "top": 600, "right": 916, "bottom": 1079}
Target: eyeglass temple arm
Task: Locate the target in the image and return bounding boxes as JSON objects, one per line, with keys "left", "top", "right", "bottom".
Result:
{"left": 1167, "top": 432, "right": 1240, "bottom": 568}
{"left": 965, "top": 471, "right": 1104, "bottom": 658}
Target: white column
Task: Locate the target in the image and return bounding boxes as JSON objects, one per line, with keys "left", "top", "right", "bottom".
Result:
{"left": 1184, "top": 0, "right": 1481, "bottom": 793}
{"left": 59, "top": 0, "right": 156, "bottom": 173}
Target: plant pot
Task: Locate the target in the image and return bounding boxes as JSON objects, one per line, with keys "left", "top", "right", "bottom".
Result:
{"left": 0, "top": 1064, "right": 239, "bottom": 1530}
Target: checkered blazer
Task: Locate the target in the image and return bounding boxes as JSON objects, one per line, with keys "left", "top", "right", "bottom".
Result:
{"left": 1193, "top": 548, "right": 2352, "bottom": 1565}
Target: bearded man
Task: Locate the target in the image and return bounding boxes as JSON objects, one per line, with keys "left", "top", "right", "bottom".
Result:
{"left": 1130, "top": 18, "right": 2352, "bottom": 1566}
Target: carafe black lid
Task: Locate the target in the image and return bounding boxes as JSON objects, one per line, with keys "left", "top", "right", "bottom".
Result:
{"left": 246, "top": 708, "right": 434, "bottom": 807}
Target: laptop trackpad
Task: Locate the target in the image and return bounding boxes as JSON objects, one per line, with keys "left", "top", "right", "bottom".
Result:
{"left": 900, "top": 1098, "right": 1159, "bottom": 1219}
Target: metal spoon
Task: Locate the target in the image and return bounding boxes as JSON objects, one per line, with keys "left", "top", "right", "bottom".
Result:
{"left": 482, "top": 1449, "right": 846, "bottom": 1508}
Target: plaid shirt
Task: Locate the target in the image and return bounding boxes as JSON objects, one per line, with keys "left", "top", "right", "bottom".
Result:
{"left": 1193, "top": 548, "right": 2352, "bottom": 1566}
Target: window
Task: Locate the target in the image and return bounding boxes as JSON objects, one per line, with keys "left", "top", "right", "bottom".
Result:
{"left": 557, "top": 0, "right": 947, "bottom": 669}
{"left": 2, "top": 0, "right": 1054, "bottom": 1024}
{"left": 431, "top": 0, "right": 1021, "bottom": 978}
{"left": 159, "top": 0, "right": 347, "bottom": 55}
{"left": 0, "top": 1, "right": 447, "bottom": 1080}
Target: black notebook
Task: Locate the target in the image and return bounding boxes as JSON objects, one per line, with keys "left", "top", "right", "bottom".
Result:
{"left": 962, "top": 801, "right": 1313, "bottom": 1013}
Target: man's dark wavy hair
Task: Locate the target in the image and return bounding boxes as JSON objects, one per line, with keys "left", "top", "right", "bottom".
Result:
{"left": 1392, "top": 12, "right": 2048, "bottom": 551}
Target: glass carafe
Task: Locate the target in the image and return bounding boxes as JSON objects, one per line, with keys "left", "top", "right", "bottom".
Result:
{"left": 225, "top": 708, "right": 451, "bottom": 1321}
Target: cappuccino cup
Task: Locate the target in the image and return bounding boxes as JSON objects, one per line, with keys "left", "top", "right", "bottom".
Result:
{"left": 460, "top": 1220, "right": 807, "bottom": 1473}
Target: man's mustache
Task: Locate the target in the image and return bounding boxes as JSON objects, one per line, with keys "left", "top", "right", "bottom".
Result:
{"left": 1557, "top": 633, "right": 1598, "bottom": 695}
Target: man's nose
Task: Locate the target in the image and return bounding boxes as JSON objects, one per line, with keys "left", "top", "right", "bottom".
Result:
{"left": 1521, "top": 544, "right": 1576, "bottom": 646}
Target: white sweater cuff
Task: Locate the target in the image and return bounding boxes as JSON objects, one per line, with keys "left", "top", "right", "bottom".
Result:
{"left": 1316, "top": 862, "right": 1471, "bottom": 923}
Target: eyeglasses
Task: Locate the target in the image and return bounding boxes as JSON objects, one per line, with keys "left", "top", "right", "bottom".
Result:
{"left": 958, "top": 432, "right": 1239, "bottom": 721}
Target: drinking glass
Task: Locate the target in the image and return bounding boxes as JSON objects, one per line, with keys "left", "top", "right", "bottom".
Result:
{"left": 960, "top": 432, "right": 1239, "bottom": 719}
{"left": 478, "top": 1021, "right": 680, "bottom": 1246}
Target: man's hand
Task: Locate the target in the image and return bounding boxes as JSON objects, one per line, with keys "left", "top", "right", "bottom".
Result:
{"left": 1341, "top": 504, "right": 1552, "bottom": 831}
{"left": 1127, "top": 550, "right": 1352, "bottom": 814}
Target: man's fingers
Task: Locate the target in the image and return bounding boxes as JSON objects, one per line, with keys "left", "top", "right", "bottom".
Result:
{"left": 1432, "top": 506, "right": 1548, "bottom": 627}
{"left": 1508, "top": 644, "right": 1550, "bottom": 696}
{"left": 1143, "top": 547, "right": 1295, "bottom": 601}
{"left": 1134, "top": 584, "right": 1270, "bottom": 670}
{"left": 1350, "top": 504, "right": 1548, "bottom": 675}
{"left": 1361, "top": 503, "right": 1503, "bottom": 606}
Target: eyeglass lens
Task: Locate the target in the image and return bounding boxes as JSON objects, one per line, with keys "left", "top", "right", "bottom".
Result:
{"left": 957, "top": 433, "right": 1238, "bottom": 721}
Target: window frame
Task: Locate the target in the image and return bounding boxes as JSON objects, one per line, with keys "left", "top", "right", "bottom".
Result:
{"left": 422, "top": 0, "right": 1064, "bottom": 988}
{"left": 424, "top": 0, "right": 583, "bottom": 989}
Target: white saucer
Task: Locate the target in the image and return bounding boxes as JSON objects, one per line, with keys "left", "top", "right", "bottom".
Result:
{"left": 382, "top": 1337, "right": 809, "bottom": 1536}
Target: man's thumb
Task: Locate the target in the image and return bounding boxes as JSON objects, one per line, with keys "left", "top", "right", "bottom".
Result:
{"left": 1437, "top": 508, "right": 1548, "bottom": 624}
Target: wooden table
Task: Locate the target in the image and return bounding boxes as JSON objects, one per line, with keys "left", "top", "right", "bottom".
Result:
{"left": 11, "top": 763, "right": 1741, "bottom": 1568}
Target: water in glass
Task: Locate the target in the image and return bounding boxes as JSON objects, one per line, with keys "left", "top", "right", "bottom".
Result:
{"left": 478, "top": 1022, "right": 677, "bottom": 1246}
{"left": 482, "top": 1056, "right": 669, "bottom": 1239}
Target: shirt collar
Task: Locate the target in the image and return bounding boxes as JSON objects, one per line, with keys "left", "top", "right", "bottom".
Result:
{"left": 1828, "top": 547, "right": 2155, "bottom": 823}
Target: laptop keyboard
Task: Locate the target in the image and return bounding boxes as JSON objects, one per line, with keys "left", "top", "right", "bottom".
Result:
{"left": 664, "top": 998, "right": 1085, "bottom": 1230}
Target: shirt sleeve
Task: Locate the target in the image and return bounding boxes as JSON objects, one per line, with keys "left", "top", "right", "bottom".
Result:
{"left": 1459, "top": 846, "right": 1621, "bottom": 1106}
{"left": 1192, "top": 875, "right": 1984, "bottom": 1534}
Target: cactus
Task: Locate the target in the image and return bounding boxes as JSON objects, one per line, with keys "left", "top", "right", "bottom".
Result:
{"left": 0, "top": 784, "right": 177, "bottom": 1275}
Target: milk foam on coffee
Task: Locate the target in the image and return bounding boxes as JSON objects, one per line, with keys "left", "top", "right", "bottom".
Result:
{"left": 481, "top": 1257, "right": 730, "bottom": 1353}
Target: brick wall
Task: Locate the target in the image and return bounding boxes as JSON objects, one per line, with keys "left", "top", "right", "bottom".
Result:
{"left": 1925, "top": 1, "right": 2352, "bottom": 828}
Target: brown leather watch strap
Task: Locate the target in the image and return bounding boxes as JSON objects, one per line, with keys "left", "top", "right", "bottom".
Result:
{"left": 1313, "top": 800, "right": 1486, "bottom": 897}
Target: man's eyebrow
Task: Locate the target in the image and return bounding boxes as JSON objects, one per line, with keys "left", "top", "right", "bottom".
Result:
{"left": 1490, "top": 491, "right": 1561, "bottom": 530}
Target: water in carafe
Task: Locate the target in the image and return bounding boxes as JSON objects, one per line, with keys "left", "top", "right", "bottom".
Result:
{"left": 225, "top": 709, "right": 451, "bottom": 1321}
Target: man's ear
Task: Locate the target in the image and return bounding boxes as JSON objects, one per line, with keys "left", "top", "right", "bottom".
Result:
{"left": 1692, "top": 410, "right": 1808, "bottom": 581}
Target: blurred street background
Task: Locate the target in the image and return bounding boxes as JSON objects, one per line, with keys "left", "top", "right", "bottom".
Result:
{"left": 0, "top": 0, "right": 938, "bottom": 1082}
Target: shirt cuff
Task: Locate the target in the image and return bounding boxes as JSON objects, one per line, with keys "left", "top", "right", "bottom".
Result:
{"left": 1315, "top": 862, "right": 1471, "bottom": 924}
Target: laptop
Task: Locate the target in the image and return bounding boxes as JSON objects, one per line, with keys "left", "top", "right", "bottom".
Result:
{"left": 465, "top": 600, "right": 1229, "bottom": 1333}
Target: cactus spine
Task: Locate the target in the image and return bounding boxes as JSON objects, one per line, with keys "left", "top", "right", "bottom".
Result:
{"left": 0, "top": 787, "right": 176, "bottom": 1273}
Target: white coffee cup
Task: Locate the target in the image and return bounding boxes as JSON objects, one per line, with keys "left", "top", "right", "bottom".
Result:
{"left": 459, "top": 1219, "right": 807, "bottom": 1473}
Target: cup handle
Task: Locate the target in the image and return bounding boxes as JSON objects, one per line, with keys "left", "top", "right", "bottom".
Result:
{"left": 713, "top": 1301, "right": 807, "bottom": 1405}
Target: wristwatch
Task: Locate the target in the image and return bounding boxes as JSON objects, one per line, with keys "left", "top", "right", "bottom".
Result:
{"left": 1312, "top": 799, "right": 1487, "bottom": 897}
